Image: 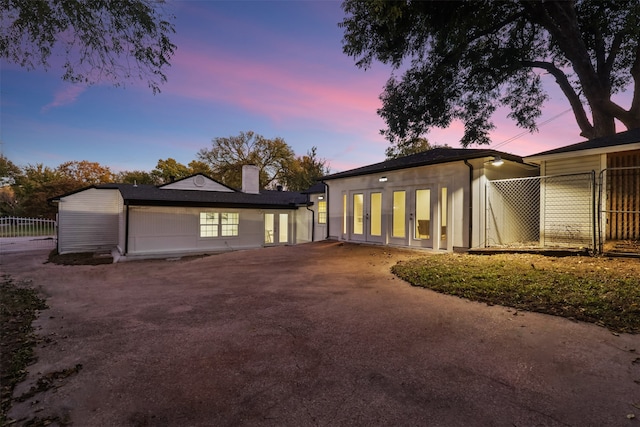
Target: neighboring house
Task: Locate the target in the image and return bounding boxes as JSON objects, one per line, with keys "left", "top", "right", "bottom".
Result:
{"left": 524, "top": 128, "right": 640, "bottom": 252}
{"left": 51, "top": 166, "right": 312, "bottom": 259}
{"left": 321, "top": 148, "right": 539, "bottom": 252}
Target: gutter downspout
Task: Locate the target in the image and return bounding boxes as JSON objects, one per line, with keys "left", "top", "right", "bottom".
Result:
{"left": 305, "top": 193, "right": 315, "bottom": 242}
{"left": 125, "top": 204, "right": 130, "bottom": 255}
{"left": 463, "top": 160, "right": 473, "bottom": 250}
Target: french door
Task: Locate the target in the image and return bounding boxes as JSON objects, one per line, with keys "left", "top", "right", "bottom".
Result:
{"left": 264, "top": 213, "right": 289, "bottom": 245}
{"left": 410, "top": 188, "right": 434, "bottom": 248}
{"left": 351, "top": 191, "right": 384, "bottom": 243}
{"left": 409, "top": 185, "right": 448, "bottom": 250}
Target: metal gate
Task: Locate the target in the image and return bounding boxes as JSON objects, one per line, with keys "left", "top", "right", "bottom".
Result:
{"left": 598, "top": 165, "right": 640, "bottom": 254}
{"left": 486, "top": 172, "right": 596, "bottom": 251}
{"left": 0, "top": 216, "right": 57, "bottom": 252}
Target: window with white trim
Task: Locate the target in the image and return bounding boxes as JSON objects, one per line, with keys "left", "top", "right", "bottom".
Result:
{"left": 200, "top": 212, "right": 219, "bottom": 237}
{"left": 318, "top": 200, "right": 327, "bottom": 224}
{"left": 220, "top": 213, "right": 239, "bottom": 236}
{"left": 199, "top": 212, "right": 239, "bottom": 237}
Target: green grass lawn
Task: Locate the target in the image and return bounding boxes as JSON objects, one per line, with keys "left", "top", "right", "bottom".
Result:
{"left": 392, "top": 253, "right": 640, "bottom": 334}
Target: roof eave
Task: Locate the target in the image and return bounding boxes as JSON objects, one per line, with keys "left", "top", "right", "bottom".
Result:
{"left": 323, "top": 152, "right": 524, "bottom": 181}
{"left": 123, "top": 199, "right": 305, "bottom": 209}
{"left": 525, "top": 142, "right": 640, "bottom": 164}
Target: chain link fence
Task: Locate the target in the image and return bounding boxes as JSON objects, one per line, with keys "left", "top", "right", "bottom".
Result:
{"left": 486, "top": 172, "right": 596, "bottom": 251}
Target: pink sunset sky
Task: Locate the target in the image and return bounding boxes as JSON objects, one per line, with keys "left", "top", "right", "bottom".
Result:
{"left": 1, "top": 1, "right": 634, "bottom": 175}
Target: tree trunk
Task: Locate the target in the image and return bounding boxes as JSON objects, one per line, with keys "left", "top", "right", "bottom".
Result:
{"left": 588, "top": 111, "right": 617, "bottom": 139}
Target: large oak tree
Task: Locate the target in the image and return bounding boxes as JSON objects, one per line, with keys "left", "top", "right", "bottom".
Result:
{"left": 198, "top": 131, "right": 296, "bottom": 190}
{"left": 282, "top": 146, "right": 330, "bottom": 191}
{"left": 340, "top": 0, "right": 640, "bottom": 147}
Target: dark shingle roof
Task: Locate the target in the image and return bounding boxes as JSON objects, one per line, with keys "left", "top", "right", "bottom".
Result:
{"left": 321, "top": 148, "right": 524, "bottom": 180}
{"left": 526, "top": 128, "right": 640, "bottom": 158}
{"left": 62, "top": 183, "right": 308, "bottom": 209}
{"left": 301, "top": 182, "right": 327, "bottom": 194}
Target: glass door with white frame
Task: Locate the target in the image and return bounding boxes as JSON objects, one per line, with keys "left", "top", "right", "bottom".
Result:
{"left": 389, "top": 190, "right": 408, "bottom": 245}
{"left": 350, "top": 191, "right": 384, "bottom": 243}
{"left": 411, "top": 188, "right": 434, "bottom": 248}
{"left": 264, "top": 212, "right": 289, "bottom": 245}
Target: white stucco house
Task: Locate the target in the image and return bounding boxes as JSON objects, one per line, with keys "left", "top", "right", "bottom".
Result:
{"left": 51, "top": 166, "right": 315, "bottom": 259}
{"left": 51, "top": 130, "right": 638, "bottom": 259}
{"left": 321, "top": 148, "right": 539, "bottom": 252}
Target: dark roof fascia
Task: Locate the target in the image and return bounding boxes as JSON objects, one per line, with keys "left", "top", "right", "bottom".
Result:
{"left": 300, "top": 182, "right": 327, "bottom": 194}
{"left": 157, "top": 173, "right": 238, "bottom": 192}
{"left": 322, "top": 149, "right": 524, "bottom": 181}
{"left": 124, "top": 199, "right": 304, "bottom": 210}
{"left": 526, "top": 128, "right": 640, "bottom": 158}
{"left": 51, "top": 182, "right": 307, "bottom": 209}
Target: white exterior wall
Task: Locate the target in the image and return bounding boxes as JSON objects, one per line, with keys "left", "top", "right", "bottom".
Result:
{"left": 57, "top": 188, "right": 122, "bottom": 254}
{"left": 295, "top": 207, "right": 313, "bottom": 243}
{"left": 127, "top": 206, "right": 299, "bottom": 256}
{"left": 118, "top": 207, "right": 126, "bottom": 254}
{"left": 469, "top": 159, "right": 539, "bottom": 249}
{"left": 308, "top": 193, "right": 328, "bottom": 241}
{"left": 326, "top": 162, "right": 470, "bottom": 251}
{"left": 542, "top": 155, "right": 602, "bottom": 176}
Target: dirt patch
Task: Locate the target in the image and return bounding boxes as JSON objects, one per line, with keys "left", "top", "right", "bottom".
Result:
{"left": 1, "top": 242, "right": 639, "bottom": 426}
{"left": 46, "top": 250, "right": 113, "bottom": 266}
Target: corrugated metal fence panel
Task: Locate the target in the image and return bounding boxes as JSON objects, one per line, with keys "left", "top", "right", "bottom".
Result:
{"left": 605, "top": 151, "right": 640, "bottom": 241}
{"left": 58, "top": 188, "right": 121, "bottom": 254}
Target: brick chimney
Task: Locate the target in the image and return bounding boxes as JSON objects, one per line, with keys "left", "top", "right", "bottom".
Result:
{"left": 242, "top": 164, "right": 260, "bottom": 194}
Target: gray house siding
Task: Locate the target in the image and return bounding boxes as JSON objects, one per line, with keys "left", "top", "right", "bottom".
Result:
{"left": 57, "top": 188, "right": 122, "bottom": 254}
{"left": 542, "top": 155, "right": 602, "bottom": 176}
{"left": 127, "top": 206, "right": 296, "bottom": 257}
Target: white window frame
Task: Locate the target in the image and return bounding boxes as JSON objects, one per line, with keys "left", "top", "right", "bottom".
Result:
{"left": 317, "top": 200, "right": 327, "bottom": 224}
{"left": 199, "top": 211, "right": 239, "bottom": 238}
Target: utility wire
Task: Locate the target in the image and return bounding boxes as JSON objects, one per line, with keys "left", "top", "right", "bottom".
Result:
{"left": 491, "top": 108, "right": 573, "bottom": 151}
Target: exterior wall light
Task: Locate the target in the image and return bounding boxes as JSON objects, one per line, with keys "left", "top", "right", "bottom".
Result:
{"left": 379, "top": 176, "right": 388, "bottom": 182}
{"left": 318, "top": 195, "right": 324, "bottom": 200}
{"left": 491, "top": 156, "right": 504, "bottom": 166}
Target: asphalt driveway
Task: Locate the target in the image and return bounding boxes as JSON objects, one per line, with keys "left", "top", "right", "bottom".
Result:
{"left": 2, "top": 241, "right": 639, "bottom": 426}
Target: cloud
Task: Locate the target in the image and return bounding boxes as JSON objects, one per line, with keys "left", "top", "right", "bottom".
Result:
{"left": 165, "top": 42, "right": 389, "bottom": 136}
{"left": 41, "top": 84, "right": 87, "bottom": 112}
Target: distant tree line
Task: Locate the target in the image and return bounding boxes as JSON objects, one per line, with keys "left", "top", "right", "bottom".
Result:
{"left": 0, "top": 131, "right": 329, "bottom": 219}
